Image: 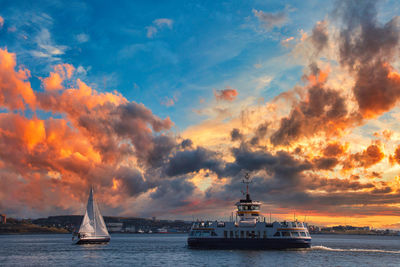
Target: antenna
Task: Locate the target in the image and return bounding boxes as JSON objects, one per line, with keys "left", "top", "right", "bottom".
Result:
{"left": 242, "top": 172, "right": 252, "bottom": 196}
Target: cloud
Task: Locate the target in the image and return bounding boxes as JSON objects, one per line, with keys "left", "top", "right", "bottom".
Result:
{"left": 40, "top": 64, "right": 75, "bottom": 91}
{"left": 2, "top": 1, "right": 400, "bottom": 226}
{"left": 389, "top": 145, "right": 400, "bottom": 165}
{"left": 0, "top": 47, "right": 179, "bottom": 217}
{"left": 270, "top": 66, "right": 352, "bottom": 146}
{"left": 230, "top": 128, "right": 243, "bottom": 142}
{"left": 310, "top": 20, "right": 329, "bottom": 53}
{"left": 0, "top": 16, "right": 4, "bottom": 29}
{"left": 32, "top": 29, "right": 68, "bottom": 60}
{"left": 153, "top": 18, "right": 173, "bottom": 29}
{"left": 322, "top": 142, "right": 346, "bottom": 157}
{"left": 214, "top": 87, "right": 238, "bottom": 101}
{"left": 335, "top": 0, "right": 400, "bottom": 118}
{"left": 164, "top": 147, "right": 225, "bottom": 177}
{"left": 146, "top": 18, "right": 173, "bottom": 38}
{"left": 146, "top": 26, "right": 157, "bottom": 38}
{"left": 253, "top": 9, "right": 287, "bottom": 30}
{"left": 161, "top": 94, "right": 178, "bottom": 107}
{"left": 76, "top": 33, "right": 89, "bottom": 43}
{"left": 0, "top": 48, "right": 36, "bottom": 110}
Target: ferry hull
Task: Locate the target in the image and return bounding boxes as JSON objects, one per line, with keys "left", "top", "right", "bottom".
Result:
{"left": 187, "top": 238, "right": 311, "bottom": 250}
{"left": 74, "top": 237, "right": 110, "bottom": 245}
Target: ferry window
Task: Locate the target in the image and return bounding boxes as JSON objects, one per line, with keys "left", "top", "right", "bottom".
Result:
{"left": 243, "top": 206, "right": 248, "bottom": 210}
{"left": 300, "top": 232, "right": 306, "bottom": 237}
{"left": 224, "top": 231, "right": 228, "bottom": 238}
{"left": 263, "top": 231, "right": 266, "bottom": 238}
{"left": 291, "top": 232, "right": 300, "bottom": 237}
{"left": 217, "top": 222, "right": 225, "bottom": 227}
{"left": 211, "top": 231, "right": 218, "bottom": 236}
{"left": 200, "top": 222, "right": 205, "bottom": 227}
{"left": 254, "top": 206, "right": 260, "bottom": 210}
{"left": 246, "top": 231, "right": 250, "bottom": 238}
{"left": 230, "top": 231, "right": 233, "bottom": 238}
{"left": 273, "top": 232, "right": 281, "bottom": 237}
{"left": 240, "top": 231, "right": 244, "bottom": 238}
{"left": 282, "top": 231, "right": 290, "bottom": 237}
{"left": 190, "top": 231, "right": 194, "bottom": 236}
{"left": 251, "top": 231, "right": 255, "bottom": 238}
{"left": 257, "top": 231, "right": 260, "bottom": 238}
{"left": 297, "top": 222, "right": 302, "bottom": 227}
{"left": 195, "top": 231, "right": 201, "bottom": 237}
{"left": 202, "top": 231, "right": 210, "bottom": 237}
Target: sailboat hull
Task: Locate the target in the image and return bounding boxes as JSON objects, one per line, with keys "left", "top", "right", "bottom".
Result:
{"left": 74, "top": 236, "right": 110, "bottom": 245}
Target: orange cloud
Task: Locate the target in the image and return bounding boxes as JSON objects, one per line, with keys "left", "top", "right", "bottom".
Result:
{"left": 389, "top": 145, "right": 400, "bottom": 165}
{"left": 343, "top": 145, "right": 384, "bottom": 170}
{"left": 0, "top": 48, "right": 36, "bottom": 110}
{"left": 214, "top": 87, "right": 238, "bottom": 101}
{"left": 41, "top": 64, "right": 75, "bottom": 91}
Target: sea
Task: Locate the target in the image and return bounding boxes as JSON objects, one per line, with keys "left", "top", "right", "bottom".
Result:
{"left": 0, "top": 234, "right": 399, "bottom": 266}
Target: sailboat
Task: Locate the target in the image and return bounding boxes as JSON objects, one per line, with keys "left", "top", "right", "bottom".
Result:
{"left": 72, "top": 187, "right": 110, "bottom": 244}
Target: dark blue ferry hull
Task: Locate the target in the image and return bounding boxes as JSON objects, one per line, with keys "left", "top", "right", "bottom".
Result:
{"left": 187, "top": 237, "right": 311, "bottom": 250}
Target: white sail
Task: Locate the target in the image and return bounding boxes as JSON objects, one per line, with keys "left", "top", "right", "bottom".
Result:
{"left": 78, "top": 187, "right": 109, "bottom": 237}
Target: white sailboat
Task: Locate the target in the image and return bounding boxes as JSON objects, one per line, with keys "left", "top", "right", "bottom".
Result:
{"left": 72, "top": 187, "right": 110, "bottom": 244}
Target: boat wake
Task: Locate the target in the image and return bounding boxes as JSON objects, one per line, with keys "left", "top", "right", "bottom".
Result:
{"left": 311, "top": 245, "right": 400, "bottom": 254}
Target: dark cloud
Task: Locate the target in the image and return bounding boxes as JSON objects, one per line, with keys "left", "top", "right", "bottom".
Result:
{"left": 335, "top": 0, "right": 400, "bottom": 117}
{"left": 323, "top": 142, "right": 345, "bottom": 157}
{"left": 181, "top": 139, "right": 193, "bottom": 149}
{"left": 311, "top": 21, "right": 329, "bottom": 53}
{"left": 249, "top": 122, "right": 269, "bottom": 145}
{"left": 164, "top": 147, "right": 225, "bottom": 177}
{"left": 312, "top": 157, "right": 339, "bottom": 170}
{"left": 116, "top": 166, "right": 151, "bottom": 197}
{"left": 270, "top": 79, "right": 350, "bottom": 146}
{"left": 146, "top": 135, "right": 177, "bottom": 167}
{"left": 225, "top": 145, "right": 312, "bottom": 179}
{"left": 230, "top": 128, "right": 243, "bottom": 142}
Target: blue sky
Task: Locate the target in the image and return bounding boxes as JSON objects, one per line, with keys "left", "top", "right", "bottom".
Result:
{"left": 0, "top": 0, "right": 337, "bottom": 130}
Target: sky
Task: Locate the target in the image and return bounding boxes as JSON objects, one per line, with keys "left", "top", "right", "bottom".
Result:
{"left": 1, "top": 0, "right": 400, "bottom": 229}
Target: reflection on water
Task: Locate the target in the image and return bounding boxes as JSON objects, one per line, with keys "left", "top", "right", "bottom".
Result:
{"left": 0, "top": 234, "right": 399, "bottom": 266}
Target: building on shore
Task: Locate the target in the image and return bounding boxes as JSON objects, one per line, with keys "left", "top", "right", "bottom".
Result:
{"left": 0, "top": 214, "right": 6, "bottom": 224}
{"left": 106, "top": 222, "right": 123, "bottom": 232}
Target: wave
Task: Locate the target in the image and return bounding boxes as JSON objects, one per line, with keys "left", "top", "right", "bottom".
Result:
{"left": 311, "top": 245, "right": 400, "bottom": 254}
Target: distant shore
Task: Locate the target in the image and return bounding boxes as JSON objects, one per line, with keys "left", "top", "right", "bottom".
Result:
{"left": 0, "top": 223, "right": 69, "bottom": 234}
{"left": 311, "top": 230, "right": 399, "bottom": 236}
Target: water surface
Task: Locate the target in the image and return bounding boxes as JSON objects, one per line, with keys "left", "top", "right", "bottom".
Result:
{"left": 1, "top": 234, "right": 399, "bottom": 266}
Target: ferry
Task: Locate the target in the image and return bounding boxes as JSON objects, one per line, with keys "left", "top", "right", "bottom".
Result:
{"left": 187, "top": 174, "right": 311, "bottom": 249}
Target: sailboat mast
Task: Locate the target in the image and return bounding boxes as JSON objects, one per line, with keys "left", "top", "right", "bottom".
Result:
{"left": 92, "top": 186, "right": 96, "bottom": 235}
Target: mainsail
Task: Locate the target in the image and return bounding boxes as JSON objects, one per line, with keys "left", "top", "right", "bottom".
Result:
{"left": 78, "top": 187, "right": 109, "bottom": 237}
